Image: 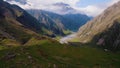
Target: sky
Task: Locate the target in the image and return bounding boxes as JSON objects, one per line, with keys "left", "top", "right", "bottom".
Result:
{"left": 77, "top": 0, "right": 110, "bottom": 7}
{"left": 4, "top": 0, "right": 120, "bottom": 16}
{"left": 76, "top": 0, "right": 120, "bottom": 16}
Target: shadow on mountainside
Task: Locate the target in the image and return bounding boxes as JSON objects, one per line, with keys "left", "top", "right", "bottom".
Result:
{"left": 91, "top": 19, "right": 120, "bottom": 51}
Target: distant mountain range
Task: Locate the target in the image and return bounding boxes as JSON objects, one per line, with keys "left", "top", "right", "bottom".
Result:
{"left": 27, "top": 10, "right": 91, "bottom": 32}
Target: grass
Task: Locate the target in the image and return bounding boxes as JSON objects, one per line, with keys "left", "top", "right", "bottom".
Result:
{"left": 63, "top": 30, "right": 72, "bottom": 35}
{"left": 54, "top": 36, "right": 62, "bottom": 41}
{"left": 0, "top": 38, "right": 120, "bottom": 68}
{"left": 69, "top": 37, "right": 80, "bottom": 42}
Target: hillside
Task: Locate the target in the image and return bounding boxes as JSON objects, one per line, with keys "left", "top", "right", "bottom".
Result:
{"left": 27, "top": 10, "right": 66, "bottom": 36}
{"left": 1, "top": 0, "right": 67, "bottom": 38}
{"left": 1, "top": 38, "right": 120, "bottom": 68}
{"left": 63, "top": 14, "right": 91, "bottom": 31}
{"left": 76, "top": 1, "right": 120, "bottom": 50}
{"left": 0, "top": 0, "right": 46, "bottom": 44}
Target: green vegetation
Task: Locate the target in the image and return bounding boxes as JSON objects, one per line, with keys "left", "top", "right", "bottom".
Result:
{"left": 69, "top": 37, "right": 80, "bottom": 42}
{"left": 0, "top": 38, "right": 120, "bottom": 68}
{"left": 63, "top": 30, "right": 71, "bottom": 35}
{"left": 0, "top": 19, "right": 32, "bottom": 44}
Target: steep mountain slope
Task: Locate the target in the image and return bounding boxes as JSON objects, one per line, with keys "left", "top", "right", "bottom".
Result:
{"left": 0, "top": 0, "right": 44, "bottom": 44}
{"left": 3, "top": 0, "right": 65, "bottom": 37}
{"left": 27, "top": 10, "right": 66, "bottom": 36}
{"left": 27, "top": 10, "right": 91, "bottom": 32}
{"left": 76, "top": 1, "right": 120, "bottom": 50}
{"left": 63, "top": 14, "right": 91, "bottom": 31}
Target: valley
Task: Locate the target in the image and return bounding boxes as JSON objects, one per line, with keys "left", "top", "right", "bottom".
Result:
{"left": 0, "top": 0, "right": 120, "bottom": 68}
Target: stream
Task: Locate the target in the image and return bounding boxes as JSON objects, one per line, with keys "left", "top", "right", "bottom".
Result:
{"left": 59, "top": 32, "right": 77, "bottom": 44}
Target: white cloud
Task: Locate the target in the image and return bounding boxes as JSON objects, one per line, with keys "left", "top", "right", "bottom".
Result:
{"left": 5, "top": 0, "right": 79, "bottom": 9}
{"left": 4, "top": 0, "right": 32, "bottom": 9}
{"left": 77, "top": 0, "right": 120, "bottom": 16}
{"left": 108, "top": 0, "right": 120, "bottom": 6}
{"left": 4, "top": 0, "right": 120, "bottom": 16}
{"left": 77, "top": 6, "right": 103, "bottom": 16}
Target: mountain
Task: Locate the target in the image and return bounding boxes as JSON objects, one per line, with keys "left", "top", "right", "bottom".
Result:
{"left": 27, "top": 10, "right": 66, "bottom": 36}
{"left": 1, "top": 0, "right": 68, "bottom": 39}
{"left": 76, "top": 1, "right": 120, "bottom": 50}
{"left": 4, "top": 0, "right": 91, "bottom": 32}
{"left": 63, "top": 14, "right": 92, "bottom": 31}
{"left": 52, "top": 2, "right": 78, "bottom": 14}
{"left": 0, "top": 0, "right": 46, "bottom": 44}
{"left": 27, "top": 10, "right": 91, "bottom": 32}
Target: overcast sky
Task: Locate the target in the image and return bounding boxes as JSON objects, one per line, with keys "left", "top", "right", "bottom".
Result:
{"left": 4, "top": 0, "right": 120, "bottom": 16}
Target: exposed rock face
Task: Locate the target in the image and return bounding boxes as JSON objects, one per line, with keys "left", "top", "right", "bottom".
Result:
{"left": 77, "top": 1, "right": 120, "bottom": 50}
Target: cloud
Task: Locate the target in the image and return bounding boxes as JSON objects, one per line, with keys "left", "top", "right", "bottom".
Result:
{"left": 4, "top": 0, "right": 32, "bottom": 9}
{"left": 5, "top": 0, "right": 79, "bottom": 9}
{"left": 108, "top": 0, "right": 120, "bottom": 6}
{"left": 77, "top": 5, "right": 103, "bottom": 16}
{"left": 77, "top": 0, "right": 120, "bottom": 16}
{"left": 4, "top": 0, "right": 120, "bottom": 16}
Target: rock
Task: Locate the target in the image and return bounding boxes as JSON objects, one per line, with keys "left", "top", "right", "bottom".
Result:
{"left": 48, "top": 63, "right": 51, "bottom": 68}
{"left": 97, "top": 38, "right": 104, "bottom": 45}
{"left": 28, "top": 55, "right": 32, "bottom": 59}
{"left": 53, "top": 64, "right": 57, "bottom": 68}
{"left": 4, "top": 52, "right": 16, "bottom": 60}
{"left": 17, "top": 53, "right": 21, "bottom": 56}
{"left": 104, "top": 49, "right": 108, "bottom": 52}
{"left": 26, "top": 52, "right": 29, "bottom": 55}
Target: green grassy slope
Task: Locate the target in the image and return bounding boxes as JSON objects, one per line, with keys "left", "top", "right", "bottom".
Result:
{"left": 0, "top": 38, "right": 120, "bottom": 68}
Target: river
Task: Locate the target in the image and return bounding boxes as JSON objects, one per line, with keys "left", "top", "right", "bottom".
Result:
{"left": 59, "top": 33, "right": 77, "bottom": 44}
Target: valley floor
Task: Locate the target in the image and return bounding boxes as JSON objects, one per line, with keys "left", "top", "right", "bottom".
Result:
{"left": 0, "top": 38, "right": 120, "bottom": 68}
